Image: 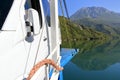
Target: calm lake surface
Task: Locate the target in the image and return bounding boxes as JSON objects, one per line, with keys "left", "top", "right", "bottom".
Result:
{"left": 63, "top": 40, "right": 120, "bottom": 80}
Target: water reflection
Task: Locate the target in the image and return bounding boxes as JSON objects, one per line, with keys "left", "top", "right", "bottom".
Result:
{"left": 72, "top": 39, "right": 120, "bottom": 70}
{"left": 63, "top": 39, "right": 120, "bottom": 80}
{"left": 64, "top": 62, "right": 120, "bottom": 80}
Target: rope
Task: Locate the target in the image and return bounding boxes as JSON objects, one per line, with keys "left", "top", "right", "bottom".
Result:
{"left": 27, "top": 59, "right": 63, "bottom": 80}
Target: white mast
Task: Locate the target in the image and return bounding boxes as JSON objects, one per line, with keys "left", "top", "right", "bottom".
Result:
{"left": 50, "top": 0, "right": 61, "bottom": 61}
{"left": 49, "top": 0, "right": 62, "bottom": 79}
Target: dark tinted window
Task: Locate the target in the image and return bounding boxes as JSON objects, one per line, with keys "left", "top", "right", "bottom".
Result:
{"left": 0, "top": 0, "right": 13, "bottom": 29}
{"left": 42, "top": 0, "right": 51, "bottom": 26}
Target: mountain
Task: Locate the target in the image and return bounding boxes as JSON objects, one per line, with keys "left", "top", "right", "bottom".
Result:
{"left": 70, "top": 7, "right": 120, "bottom": 38}
{"left": 59, "top": 16, "right": 109, "bottom": 48}
{"left": 71, "top": 7, "right": 120, "bottom": 23}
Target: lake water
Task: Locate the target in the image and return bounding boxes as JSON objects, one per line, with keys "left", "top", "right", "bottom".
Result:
{"left": 63, "top": 39, "right": 120, "bottom": 80}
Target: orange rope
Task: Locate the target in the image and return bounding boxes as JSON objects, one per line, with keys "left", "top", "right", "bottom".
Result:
{"left": 27, "top": 59, "right": 63, "bottom": 80}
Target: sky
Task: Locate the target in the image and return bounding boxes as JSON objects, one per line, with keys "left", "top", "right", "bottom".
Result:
{"left": 59, "top": 0, "right": 120, "bottom": 16}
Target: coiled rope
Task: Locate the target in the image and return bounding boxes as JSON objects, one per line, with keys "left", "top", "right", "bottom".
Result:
{"left": 27, "top": 59, "right": 63, "bottom": 80}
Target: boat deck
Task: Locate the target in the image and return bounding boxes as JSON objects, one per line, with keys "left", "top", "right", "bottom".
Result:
{"left": 60, "top": 48, "right": 78, "bottom": 67}
{"left": 49, "top": 48, "right": 78, "bottom": 80}
{"left": 58, "top": 48, "right": 78, "bottom": 80}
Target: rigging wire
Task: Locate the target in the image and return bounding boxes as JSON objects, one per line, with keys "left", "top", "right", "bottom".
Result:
{"left": 33, "top": 0, "right": 51, "bottom": 65}
{"left": 63, "top": 0, "right": 70, "bottom": 19}
{"left": 59, "top": 0, "right": 72, "bottom": 48}
{"left": 62, "top": 0, "right": 77, "bottom": 51}
{"left": 59, "top": 0, "right": 65, "bottom": 17}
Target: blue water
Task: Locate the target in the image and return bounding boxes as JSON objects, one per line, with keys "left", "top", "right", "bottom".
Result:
{"left": 63, "top": 40, "right": 120, "bottom": 80}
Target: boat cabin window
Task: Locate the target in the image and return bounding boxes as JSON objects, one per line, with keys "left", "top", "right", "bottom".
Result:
{"left": 0, "top": 0, "right": 13, "bottom": 29}
{"left": 42, "top": 0, "right": 51, "bottom": 26}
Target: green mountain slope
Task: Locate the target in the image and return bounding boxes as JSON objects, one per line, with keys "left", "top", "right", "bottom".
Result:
{"left": 59, "top": 17, "right": 109, "bottom": 48}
